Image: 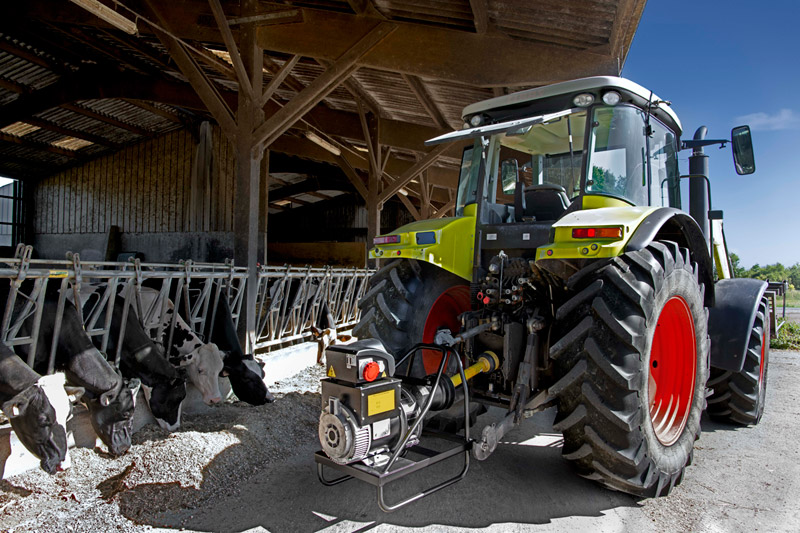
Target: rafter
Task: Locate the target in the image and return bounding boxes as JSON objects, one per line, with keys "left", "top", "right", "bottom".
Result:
{"left": 253, "top": 22, "right": 396, "bottom": 147}
{"left": 60, "top": 103, "right": 149, "bottom": 136}
{"left": 121, "top": 99, "right": 184, "bottom": 124}
{"left": 468, "top": 0, "right": 489, "bottom": 34}
{"left": 402, "top": 74, "right": 448, "bottom": 129}
{"left": 259, "top": 55, "right": 300, "bottom": 107}
{"left": 378, "top": 143, "right": 449, "bottom": 204}
{"left": 207, "top": 0, "right": 255, "bottom": 99}
{"left": 23, "top": 117, "right": 121, "bottom": 148}
{"left": 0, "top": 132, "right": 82, "bottom": 159}
{"left": 144, "top": 1, "right": 238, "bottom": 142}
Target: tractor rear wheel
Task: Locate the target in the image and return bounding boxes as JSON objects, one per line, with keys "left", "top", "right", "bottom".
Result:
{"left": 549, "top": 241, "right": 709, "bottom": 497}
{"left": 354, "top": 259, "right": 471, "bottom": 376}
{"left": 707, "top": 296, "right": 770, "bottom": 425}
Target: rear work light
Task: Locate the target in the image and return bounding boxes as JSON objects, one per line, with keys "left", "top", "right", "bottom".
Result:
{"left": 572, "top": 227, "right": 623, "bottom": 239}
{"left": 374, "top": 235, "right": 401, "bottom": 245}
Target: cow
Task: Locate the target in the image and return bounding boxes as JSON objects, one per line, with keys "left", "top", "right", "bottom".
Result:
{"left": 7, "top": 283, "right": 140, "bottom": 456}
{"left": 72, "top": 285, "right": 186, "bottom": 432}
{"left": 0, "top": 344, "right": 72, "bottom": 474}
{"left": 136, "top": 287, "right": 224, "bottom": 406}
{"left": 203, "top": 295, "right": 274, "bottom": 405}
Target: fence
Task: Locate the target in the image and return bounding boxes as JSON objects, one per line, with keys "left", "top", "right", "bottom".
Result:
{"left": 1, "top": 244, "right": 373, "bottom": 374}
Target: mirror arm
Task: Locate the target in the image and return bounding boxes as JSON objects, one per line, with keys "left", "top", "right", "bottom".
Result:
{"left": 681, "top": 139, "right": 729, "bottom": 150}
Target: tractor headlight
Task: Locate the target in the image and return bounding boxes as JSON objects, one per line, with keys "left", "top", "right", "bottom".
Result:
{"left": 469, "top": 115, "right": 483, "bottom": 127}
{"left": 573, "top": 93, "right": 595, "bottom": 107}
{"left": 602, "top": 91, "right": 621, "bottom": 106}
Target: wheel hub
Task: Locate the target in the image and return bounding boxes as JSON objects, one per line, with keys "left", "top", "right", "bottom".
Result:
{"left": 649, "top": 296, "right": 697, "bottom": 446}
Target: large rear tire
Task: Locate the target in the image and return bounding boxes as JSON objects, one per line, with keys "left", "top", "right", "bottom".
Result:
{"left": 549, "top": 241, "right": 709, "bottom": 497}
{"left": 707, "top": 296, "right": 770, "bottom": 425}
{"left": 353, "top": 259, "right": 471, "bottom": 376}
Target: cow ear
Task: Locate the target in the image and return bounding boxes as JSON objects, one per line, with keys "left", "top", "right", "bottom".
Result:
{"left": 99, "top": 389, "right": 115, "bottom": 407}
{"left": 3, "top": 398, "right": 27, "bottom": 418}
{"left": 258, "top": 361, "right": 265, "bottom": 370}
{"left": 64, "top": 386, "right": 86, "bottom": 403}
{"left": 127, "top": 378, "right": 142, "bottom": 395}
{"left": 220, "top": 369, "right": 229, "bottom": 377}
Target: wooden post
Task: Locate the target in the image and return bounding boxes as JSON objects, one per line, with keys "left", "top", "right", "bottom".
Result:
{"left": 260, "top": 150, "right": 269, "bottom": 265}
{"left": 232, "top": 0, "right": 263, "bottom": 352}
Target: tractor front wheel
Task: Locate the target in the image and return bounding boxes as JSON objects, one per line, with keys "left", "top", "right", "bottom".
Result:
{"left": 549, "top": 241, "right": 709, "bottom": 497}
{"left": 707, "top": 296, "right": 770, "bottom": 425}
{"left": 354, "top": 259, "right": 470, "bottom": 376}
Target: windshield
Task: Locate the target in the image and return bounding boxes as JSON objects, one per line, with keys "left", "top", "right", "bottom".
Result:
{"left": 455, "top": 142, "right": 483, "bottom": 216}
{"left": 493, "top": 110, "right": 587, "bottom": 200}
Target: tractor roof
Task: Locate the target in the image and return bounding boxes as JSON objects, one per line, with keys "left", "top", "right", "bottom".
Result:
{"left": 463, "top": 76, "right": 682, "bottom": 135}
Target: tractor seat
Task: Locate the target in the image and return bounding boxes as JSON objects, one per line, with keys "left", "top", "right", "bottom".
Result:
{"left": 515, "top": 184, "right": 571, "bottom": 222}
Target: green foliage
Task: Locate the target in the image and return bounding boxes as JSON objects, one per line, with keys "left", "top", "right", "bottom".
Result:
{"left": 772, "top": 320, "right": 800, "bottom": 350}
{"left": 730, "top": 253, "right": 800, "bottom": 288}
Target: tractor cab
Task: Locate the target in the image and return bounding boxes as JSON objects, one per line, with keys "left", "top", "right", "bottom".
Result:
{"left": 428, "top": 77, "right": 686, "bottom": 269}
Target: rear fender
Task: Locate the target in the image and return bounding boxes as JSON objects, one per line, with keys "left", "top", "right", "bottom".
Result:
{"left": 708, "top": 278, "right": 768, "bottom": 372}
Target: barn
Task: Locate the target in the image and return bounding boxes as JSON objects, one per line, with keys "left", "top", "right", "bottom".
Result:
{"left": 0, "top": 0, "right": 645, "bottom": 505}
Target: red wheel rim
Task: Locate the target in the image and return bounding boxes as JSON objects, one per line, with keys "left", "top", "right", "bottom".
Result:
{"left": 649, "top": 296, "right": 697, "bottom": 446}
{"left": 421, "top": 285, "right": 471, "bottom": 375}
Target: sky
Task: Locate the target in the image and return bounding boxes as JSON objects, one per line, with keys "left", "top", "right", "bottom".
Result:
{"left": 622, "top": 1, "right": 800, "bottom": 268}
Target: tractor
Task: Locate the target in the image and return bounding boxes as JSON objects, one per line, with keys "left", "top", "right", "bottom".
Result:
{"left": 315, "top": 76, "right": 766, "bottom": 510}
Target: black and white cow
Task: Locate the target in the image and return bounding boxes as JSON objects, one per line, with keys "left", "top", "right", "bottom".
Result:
{"left": 0, "top": 344, "right": 72, "bottom": 474}
{"left": 137, "top": 288, "right": 224, "bottom": 406}
{"left": 203, "top": 296, "right": 274, "bottom": 405}
{"left": 74, "top": 285, "right": 186, "bottom": 432}
{"left": 10, "top": 284, "right": 140, "bottom": 456}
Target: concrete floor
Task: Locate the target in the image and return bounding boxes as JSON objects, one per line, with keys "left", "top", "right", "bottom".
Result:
{"left": 155, "top": 349, "right": 800, "bottom": 533}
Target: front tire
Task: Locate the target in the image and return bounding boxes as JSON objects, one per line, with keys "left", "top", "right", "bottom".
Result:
{"left": 549, "top": 241, "right": 709, "bottom": 497}
{"left": 707, "top": 296, "right": 770, "bottom": 425}
{"left": 354, "top": 259, "right": 470, "bottom": 376}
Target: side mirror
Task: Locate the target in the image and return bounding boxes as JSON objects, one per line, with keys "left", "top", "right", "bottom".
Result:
{"left": 731, "top": 125, "right": 755, "bottom": 175}
{"left": 500, "top": 159, "right": 518, "bottom": 193}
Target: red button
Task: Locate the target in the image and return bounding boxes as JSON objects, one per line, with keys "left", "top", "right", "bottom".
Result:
{"left": 363, "top": 361, "right": 381, "bottom": 382}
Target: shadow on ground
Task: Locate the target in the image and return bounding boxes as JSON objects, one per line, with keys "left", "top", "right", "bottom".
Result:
{"left": 110, "top": 404, "right": 641, "bottom": 532}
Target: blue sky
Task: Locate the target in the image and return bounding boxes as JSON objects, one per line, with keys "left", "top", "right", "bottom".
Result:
{"left": 623, "top": 1, "right": 800, "bottom": 268}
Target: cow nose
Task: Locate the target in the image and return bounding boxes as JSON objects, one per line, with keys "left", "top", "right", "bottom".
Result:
{"left": 208, "top": 396, "right": 222, "bottom": 405}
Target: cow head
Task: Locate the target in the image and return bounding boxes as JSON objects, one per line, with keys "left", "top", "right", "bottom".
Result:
{"left": 143, "top": 378, "right": 186, "bottom": 432}
{"left": 223, "top": 355, "right": 274, "bottom": 406}
{"left": 2, "top": 373, "right": 70, "bottom": 474}
{"left": 174, "top": 343, "right": 224, "bottom": 405}
{"left": 82, "top": 376, "right": 140, "bottom": 456}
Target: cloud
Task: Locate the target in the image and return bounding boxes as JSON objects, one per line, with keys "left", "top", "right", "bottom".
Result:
{"left": 735, "top": 108, "right": 800, "bottom": 131}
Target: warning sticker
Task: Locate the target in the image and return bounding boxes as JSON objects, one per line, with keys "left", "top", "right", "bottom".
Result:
{"left": 327, "top": 366, "right": 336, "bottom": 378}
{"left": 367, "top": 390, "right": 395, "bottom": 416}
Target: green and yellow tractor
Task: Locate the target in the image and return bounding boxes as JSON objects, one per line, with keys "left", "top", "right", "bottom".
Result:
{"left": 316, "top": 77, "right": 767, "bottom": 508}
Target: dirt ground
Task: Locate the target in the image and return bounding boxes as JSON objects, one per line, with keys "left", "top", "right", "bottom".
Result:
{"left": 2, "top": 350, "right": 799, "bottom": 533}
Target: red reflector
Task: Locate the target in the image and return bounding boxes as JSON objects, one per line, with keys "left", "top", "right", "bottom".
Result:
{"left": 572, "top": 227, "right": 622, "bottom": 239}
{"left": 374, "top": 235, "right": 401, "bottom": 245}
{"left": 363, "top": 361, "right": 380, "bottom": 382}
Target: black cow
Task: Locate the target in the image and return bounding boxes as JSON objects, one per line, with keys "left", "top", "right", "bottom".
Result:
{"left": 204, "top": 296, "right": 274, "bottom": 405}
{"left": 0, "top": 344, "right": 71, "bottom": 474}
{"left": 75, "top": 285, "right": 187, "bottom": 432}
{"left": 6, "top": 283, "right": 140, "bottom": 456}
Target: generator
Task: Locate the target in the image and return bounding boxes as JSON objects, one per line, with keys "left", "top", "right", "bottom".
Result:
{"left": 315, "top": 339, "right": 498, "bottom": 511}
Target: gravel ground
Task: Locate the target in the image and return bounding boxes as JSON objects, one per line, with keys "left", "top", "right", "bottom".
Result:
{"left": 2, "top": 350, "right": 799, "bottom": 532}
{"left": 0, "top": 363, "right": 326, "bottom": 533}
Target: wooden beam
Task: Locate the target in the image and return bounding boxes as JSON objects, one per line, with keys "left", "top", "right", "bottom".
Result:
{"left": 23, "top": 117, "right": 121, "bottom": 148}
{"left": 468, "top": 0, "right": 489, "bottom": 34}
{"left": 227, "top": 9, "right": 301, "bottom": 26}
{"left": 144, "top": 1, "right": 238, "bottom": 142}
{"left": 100, "top": 30, "right": 175, "bottom": 72}
{"left": 0, "top": 132, "right": 81, "bottom": 159}
{"left": 0, "top": 77, "right": 29, "bottom": 94}
{"left": 253, "top": 23, "right": 397, "bottom": 147}
{"left": 121, "top": 99, "right": 184, "bottom": 124}
{"left": 398, "top": 193, "right": 421, "bottom": 221}
{"left": 378, "top": 143, "right": 449, "bottom": 204}
{"left": 402, "top": 74, "right": 448, "bottom": 129}
{"left": 432, "top": 198, "right": 456, "bottom": 218}
{"left": 335, "top": 154, "right": 369, "bottom": 201}
{"left": 60, "top": 103, "right": 150, "bottom": 136}
{"left": 259, "top": 55, "right": 300, "bottom": 108}
{"left": 207, "top": 0, "right": 255, "bottom": 99}
{"left": 317, "top": 58, "right": 383, "bottom": 117}
{"left": 263, "top": 55, "right": 307, "bottom": 93}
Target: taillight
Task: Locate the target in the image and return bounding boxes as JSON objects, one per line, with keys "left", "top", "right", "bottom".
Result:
{"left": 572, "top": 227, "right": 623, "bottom": 239}
{"left": 374, "top": 235, "right": 401, "bottom": 245}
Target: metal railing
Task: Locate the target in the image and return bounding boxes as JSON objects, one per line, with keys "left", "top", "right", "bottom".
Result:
{"left": 1, "top": 244, "right": 373, "bottom": 373}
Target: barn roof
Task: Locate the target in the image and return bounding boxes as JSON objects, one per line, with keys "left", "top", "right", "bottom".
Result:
{"left": 0, "top": 0, "right": 645, "bottom": 211}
